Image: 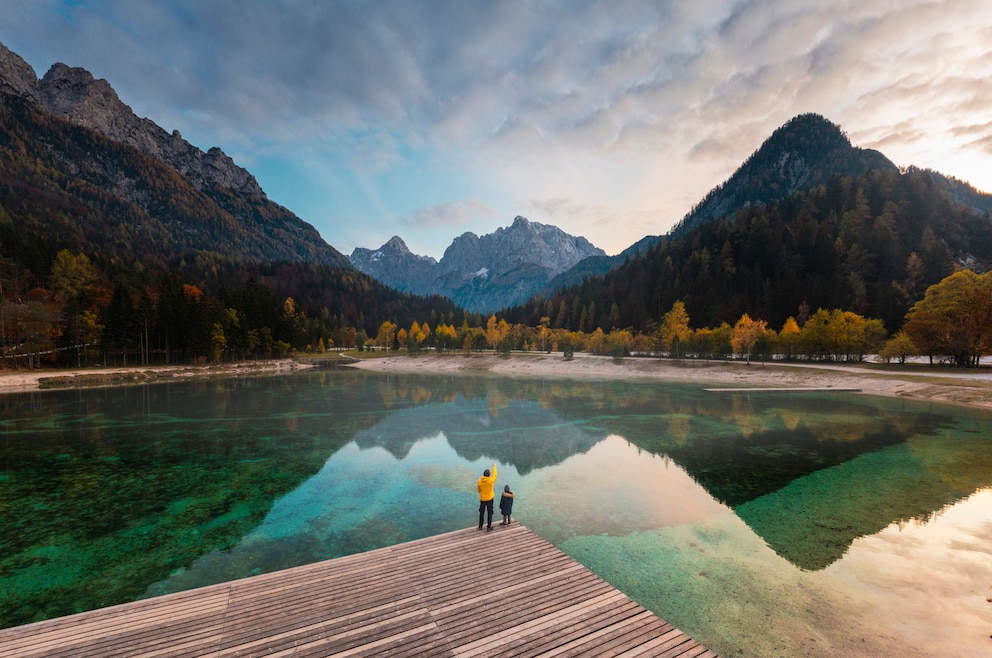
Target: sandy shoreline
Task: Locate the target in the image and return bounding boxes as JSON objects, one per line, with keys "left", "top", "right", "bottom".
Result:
{"left": 346, "top": 352, "right": 992, "bottom": 410}
{"left": 2, "top": 352, "right": 992, "bottom": 409}
{"left": 0, "top": 359, "right": 316, "bottom": 394}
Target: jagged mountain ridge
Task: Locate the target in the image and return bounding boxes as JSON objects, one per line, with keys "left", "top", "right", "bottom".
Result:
{"left": 0, "top": 40, "right": 350, "bottom": 268}
{"left": 350, "top": 216, "right": 605, "bottom": 313}
{"left": 37, "top": 62, "right": 265, "bottom": 199}
{"left": 350, "top": 236, "right": 438, "bottom": 295}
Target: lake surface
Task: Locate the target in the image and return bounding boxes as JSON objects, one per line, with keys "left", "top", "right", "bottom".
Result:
{"left": 1, "top": 368, "right": 990, "bottom": 656}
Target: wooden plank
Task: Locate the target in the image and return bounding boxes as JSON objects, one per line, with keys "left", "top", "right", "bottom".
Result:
{"left": 498, "top": 604, "right": 656, "bottom": 658}
{"left": 0, "top": 589, "right": 233, "bottom": 658}
{"left": 449, "top": 590, "right": 629, "bottom": 656}
{"left": 534, "top": 612, "right": 672, "bottom": 658}
{"left": 0, "top": 524, "right": 720, "bottom": 658}
{"left": 614, "top": 627, "right": 698, "bottom": 657}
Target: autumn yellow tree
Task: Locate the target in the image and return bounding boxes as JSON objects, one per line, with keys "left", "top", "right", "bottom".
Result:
{"left": 799, "top": 308, "right": 832, "bottom": 360}
{"left": 485, "top": 315, "right": 512, "bottom": 353}
{"left": 537, "top": 316, "right": 551, "bottom": 352}
{"left": 407, "top": 321, "right": 429, "bottom": 352}
{"left": 731, "top": 313, "right": 767, "bottom": 364}
{"left": 587, "top": 327, "right": 606, "bottom": 355}
{"left": 606, "top": 329, "right": 633, "bottom": 362}
{"left": 435, "top": 323, "right": 458, "bottom": 352}
{"left": 777, "top": 317, "right": 801, "bottom": 360}
{"left": 878, "top": 330, "right": 917, "bottom": 364}
{"left": 376, "top": 320, "right": 397, "bottom": 350}
{"left": 657, "top": 300, "right": 691, "bottom": 359}
{"left": 829, "top": 309, "right": 885, "bottom": 361}
{"left": 486, "top": 315, "right": 500, "bottom": 351}
{"left": 903, "top": 269, "right": 992, "bottom": 366}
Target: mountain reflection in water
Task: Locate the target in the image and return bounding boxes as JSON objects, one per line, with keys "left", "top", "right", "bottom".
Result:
{"left": 337, "top": 378, "right": 989, "bottom": 571}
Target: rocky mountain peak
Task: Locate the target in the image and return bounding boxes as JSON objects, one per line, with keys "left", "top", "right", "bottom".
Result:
{"left": 38, "top": 62, "right": 264, "bottom": 198}
{"left": 39, "top": 63, "right": 126, "bottom": 133}
{"left": 352, "top": 236, "right": 436, "bottom": 264}
{"left": 0, "top": 39, "right": 350, "bottom": 268}
{"left": 350, "top": 237, "right": 437, "bottom": 295}
{"left": 351, "top": 216, "right": 605, "bottom": 313}
{"left": 383, "top": 235, "right": 413, "bottom": 256}
{"left": 675, "top": 113, "right": 898, "bottom": 234}
{"left": 0, "top": 41, "right": 265, "bottom": 200}
{"left": 484, "top": 215, "right": 603, "bottom": 272}
{"left": 0, "top": 41, "right": 40, "bottom": 103}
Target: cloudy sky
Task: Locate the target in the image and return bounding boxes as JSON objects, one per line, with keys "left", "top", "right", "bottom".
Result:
{"left": 3, "top": 1, "right": 991, "bottom": 259}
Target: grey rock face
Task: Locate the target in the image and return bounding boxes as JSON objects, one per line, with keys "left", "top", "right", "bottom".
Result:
{"left": 351, "top": 236, "right": 437, "bottom": 295}
{"left": 37, "top": 63, "right": 264, "bottom": 198}
{"left": 0, "top": 45, "right": 265, "bottom": 200}
{"left": 351, "top": 216, "right": 605, "bottom": 313}
{"left": 0, "top": 39, "right": 350, "bottom": 268}
{"left": 0, "top": 42, "right": 40, "bottom": 103}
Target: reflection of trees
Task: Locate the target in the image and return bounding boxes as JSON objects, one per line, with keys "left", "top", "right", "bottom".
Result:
{"left": 600, "top": 394, "right": 955, "bottom": 508}
{"left": 7, "top": 367, "right": 992, "bottom": 616}
{"left": 734, "top": 439, "right": 987, "bottom": 570}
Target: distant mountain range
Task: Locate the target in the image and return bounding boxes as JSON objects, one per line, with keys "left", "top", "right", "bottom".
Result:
{"left": 350, "top": 216, "right": 605, "bottom": 313}
{"left": 351, "top": 112, "right": 992, "bottom": 312}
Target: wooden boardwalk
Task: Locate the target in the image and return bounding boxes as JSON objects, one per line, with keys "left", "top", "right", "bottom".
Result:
{"left": 0, "top": 524, "right": 719, "bottom": 657}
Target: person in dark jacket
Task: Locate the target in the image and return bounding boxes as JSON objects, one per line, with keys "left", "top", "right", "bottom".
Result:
{"left": 499, "top": 484, "right": 515, "bottom": 525}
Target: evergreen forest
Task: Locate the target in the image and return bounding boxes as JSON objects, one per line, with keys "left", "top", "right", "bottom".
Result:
{"left": 506, "top": 168, "right": 992, "bottom": 340}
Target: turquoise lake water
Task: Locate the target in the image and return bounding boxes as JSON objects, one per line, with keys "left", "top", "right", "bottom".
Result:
{"left": 1, "top": 368, "right": 990, "bottom": 656}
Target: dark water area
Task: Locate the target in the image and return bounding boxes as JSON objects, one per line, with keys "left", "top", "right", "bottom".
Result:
{"left": 1, "top": 369, "right": 990, "bottom": 656}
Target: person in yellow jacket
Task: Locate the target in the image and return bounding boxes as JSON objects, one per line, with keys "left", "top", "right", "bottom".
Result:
{"left": 477, "top": 462, "right": 497, "bottom": 531}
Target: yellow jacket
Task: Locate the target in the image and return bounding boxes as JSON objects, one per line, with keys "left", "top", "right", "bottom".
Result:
{"left": 477, "top": 465, "right": 497, "bottom": 501}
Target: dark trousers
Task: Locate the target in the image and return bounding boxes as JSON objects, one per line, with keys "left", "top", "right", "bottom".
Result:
{"left": 479, "top": 499, "right": 494, "bottom": 528}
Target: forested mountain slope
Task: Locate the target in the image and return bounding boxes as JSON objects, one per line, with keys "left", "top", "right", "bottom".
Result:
{"left": 543, "top": 114, "right": 902, "bottom": 296}
{"left": 673, "top": 113, "right": 899, "bottom": 235}
{"left": 506, "top": 167, "right": 992, "bottom": 334}
{"left": 0, "top": 41, "right": 349, "bottom": 269}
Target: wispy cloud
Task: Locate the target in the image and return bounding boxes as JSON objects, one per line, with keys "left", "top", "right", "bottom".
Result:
{"left": 400, "top": 198, "right": 496, "bottom": 231}
{"left": 3, "top": 0, "right": 991, "bottom": 257}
